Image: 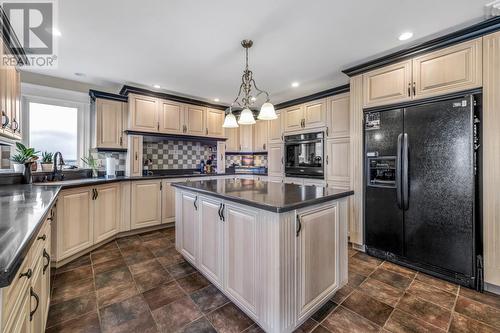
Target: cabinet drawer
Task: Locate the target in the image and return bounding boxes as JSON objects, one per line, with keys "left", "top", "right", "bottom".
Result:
{"left": 31, "top": 219, "right": 50, "bottom": 268}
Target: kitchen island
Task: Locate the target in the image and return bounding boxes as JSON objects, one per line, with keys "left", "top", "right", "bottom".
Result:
{"left": 172, "top": 178, "right": 353, "bottom": 333}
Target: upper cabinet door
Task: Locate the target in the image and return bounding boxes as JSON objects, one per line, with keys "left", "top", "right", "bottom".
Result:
{"left": 239, "top": 124, "right": 253, "bottom": 152}
{"left": 159, "top": 100, "right": 183, "bottom": 134}
{"left": 206, "top": 108, "right": 225, "bottom": 138}
{"left": 253, "top": 120, "right": 268, "bottom": 152}
{"left": 225, "top": 127, "right": 240, "bottom": 152}
{"left": 304, "top": 99, "right": 326, "bottom": 129}
{"left": 96, "top": 98, "right": 123, "bottom": 149}
{"left": 412, "top": 38, "right": 482, "bottom": 99}
{"left": 283, "top": 105, "right": 304, "bottom": 132}
{"left": 363, "top": 60, "right": 412, "bottom": 108}
{"left": 268, "top": 143, "right": 283, "bottom": 176}
{"left": 268, "top": 111, "right": 283, "bottom": 143}
{"left": 185, "top": 105, "right": 206, "bottom": 136}
{"left": 326, "top": 93, "right": 350, "bottom": 139}
{"left": 129, "top": 94, "right": 159, "bottom": 132}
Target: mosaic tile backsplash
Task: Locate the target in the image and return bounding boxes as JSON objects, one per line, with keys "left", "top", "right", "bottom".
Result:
{"left": 143, "top": 138, "right": 217, "bottom": 170}
{"left": 226, "top": 154, "right": 267, "bottom": 167}
{"left": 90, "top": 150, "right": 127, "bottom": 173}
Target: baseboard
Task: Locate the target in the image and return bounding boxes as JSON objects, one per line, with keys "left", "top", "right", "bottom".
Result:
{"left": 485, "top": 282, "right": 500, "bottom": 295}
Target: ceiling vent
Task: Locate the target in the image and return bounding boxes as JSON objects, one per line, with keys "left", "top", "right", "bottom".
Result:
{"left": 485, "top": 0, "right": 500, "bottom": 17}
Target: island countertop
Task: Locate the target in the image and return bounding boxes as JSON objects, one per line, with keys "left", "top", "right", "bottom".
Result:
{"left": 0, "top": 184, "right": 60, "bottom": 287}
{"left": 171, "top": 178, "right": 354, "bottom": 213}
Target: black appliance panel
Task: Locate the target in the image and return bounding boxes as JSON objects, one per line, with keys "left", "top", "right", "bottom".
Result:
{"left": 284, "top": 132, "right": 324, "bottom": 178}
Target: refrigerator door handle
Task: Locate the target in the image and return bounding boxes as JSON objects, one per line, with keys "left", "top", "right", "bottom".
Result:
{"left": 402, "top": 133, "right": 409, "bottom": 210}
{"left": 396, "top": 133, "right": 403, "bottom": 209}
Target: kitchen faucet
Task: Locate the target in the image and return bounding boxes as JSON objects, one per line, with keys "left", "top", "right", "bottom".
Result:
{"left": 52, "top": 152, "right": 65, "bottom": 181}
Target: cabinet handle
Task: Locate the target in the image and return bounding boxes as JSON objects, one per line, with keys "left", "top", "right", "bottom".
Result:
{"left": 326, "top": 127, "right": 329, "bottom": 137}
{"left": 218, "top": 203, "right": 223, "bottom": 221}
{"left": 11, "top": 119, "right": 18, "bottom": 132}
{"left": 29, "top": 287, "right": 39, "bottom": 321}
{"left": 1, "top": 111, "right": 8, "bottom": 128}
{"left": 19, "top": 268, "right": 32, "bottom": 280}
{"left": 221, "top": 204, "right": 225, "bottom": 221}
{"left": 120, "top": 136, "right": 123, "bottom": 146}
{"left": 412, "top": 82, "right": 416, "bottom": 96}
{"left": 92, "top": 189, "right": 95, "bottom": 200}
{"left": 95, "top": 189, "right": 99, "bottom": 200}
{"left": 206, "top": 128, "right": 208, "bottom": 135}
{"left": 135, "top": 152, "right": 138, "bottom": 161}
{"left": 408, "top": 83, "right": 411, "bottom": 97}
{"left": 326, "top": 155, "right": 329, "bottom": 165}
{"left": 37, "top": 234, "right": 46, "bottom": 241}
{"left": 194, "top": 196, "right": 198, "bottom": 210}
{"left": 157, "top": 122, "right": 160, "bottom": 131}
{"left": 220, "top": 154, "right": 223, "bottom": 160}
{"left": 43, "top": 249, "right": 50, "bottom": 274}
{"left": 263, "top": 143, "right": 266, "bottom": 150}
{"left": 281, "top": 157, "right": 283, "bottom": 165}
{"left": 296, "top": 214, "right": 302, "bottom": 237}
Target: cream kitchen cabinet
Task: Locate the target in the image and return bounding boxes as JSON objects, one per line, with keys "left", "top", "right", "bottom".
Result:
{"left": 131, "top": 180, "right": 162, "bottom": 229}
{"left": 206, "top": 108, "right": 225, "bottom": 138}
{"left": 178, "top": 191, "right": 199, "bottom": 264}
{"left": 326, "top": 93, "right": 350, "bottom": 139}
{"left": 198, "top": 196, "right": 224, "bottom": 287}
{"left": 161, "top": 180, "right": 176, "bottom": 224}
{"left": 185, "top": 105, "right": 206, "bottom": 136}
{"left": 126, "top": 135, "right": 143, "bottom": 177}
{"left": 268, "top": 111, "right": 283, "bottom": 143}
{"left": 225, "top": 127, "right": 240, "bottom": 152}
{"left": 0, "top": 62, "right": 22, "bottom": 140}
{"left": 56, "top": 187, "right": 93, "bottom": 260}
{"left": 253, "top": 120, "right": 268, "bottom": 152}
{"left": 303, "top": 99, "right": 326, "bottom": 130}
{"left": 268, "top": 143, "right": 284, "bottom": 177}
{"left": 239, "top": 124, "right": 253, "bottom": 152}
{"left": 93, "top": 98, "right": 127, "bottom": 149}
{"left": 93, "top": 183, "right": 120, "bottom": 243}
{"left": 363, "top": 38, "right": 482, "bottom": 108}
{"left": 159, "top": 100, "right": 184, "bottom": 135}
{"left": 283, "top": 104, "right": 304, "bottom": 132}
{"left": 128, "top": 94, "right": 159, "bottom": 132}
{"left": 325, "top": 138, "right": 350, "bottom": 187}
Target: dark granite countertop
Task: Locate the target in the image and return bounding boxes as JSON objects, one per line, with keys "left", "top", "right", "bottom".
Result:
{"left": 171, "top": 179, "right": 354, "bottom": 213}
{"left": 0, "top": 185, "right": 60, "bottom": 287}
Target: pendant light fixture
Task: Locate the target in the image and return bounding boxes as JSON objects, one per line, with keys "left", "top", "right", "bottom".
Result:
{"left": 223, "top": 39, "right": 277, "bottom": 128}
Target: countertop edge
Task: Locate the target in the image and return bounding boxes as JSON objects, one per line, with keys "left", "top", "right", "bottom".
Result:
{"left": 0, "top": 186, "right": 61, "bottom": 287}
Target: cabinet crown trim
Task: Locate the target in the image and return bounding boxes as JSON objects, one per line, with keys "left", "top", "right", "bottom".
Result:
{"left": 89, "top": 90, "right": 128, "bottom": 102}
{"left": 275, "top": 84, "right": 350, "bottom": 110}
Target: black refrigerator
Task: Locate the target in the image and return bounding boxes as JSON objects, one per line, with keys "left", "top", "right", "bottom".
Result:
{"left": 364, "top": 93, "right": 482, "bottom": 290}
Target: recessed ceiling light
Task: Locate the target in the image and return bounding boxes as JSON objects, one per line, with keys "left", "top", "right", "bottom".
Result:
{"left": 291, "top": 82, "right": 300, "bottom": 88}
{"left": 52, "top": 28, "right": 62, "bottom": 37}
{"left": 398, "top": 32, "right": 413, "bottom": 41}
{"left": 74, "top": 72, "right": 85, "bottom": 77}
{"left": 213, "top": 98, "right": 220, "bottom": 102}
{"left": 153, "top": 84, "right": 161, "bottom": 89}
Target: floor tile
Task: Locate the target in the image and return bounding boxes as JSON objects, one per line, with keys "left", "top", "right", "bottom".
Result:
{"left": 370, "top": 268, "right": 412, "bottom": 290}
{"left": 331, "top": 285, "right": 354, "bottom": 304}
{"left": 342, "top": 290, "right": 393, "bottom": 326}
{"left": 91, "top": 249, "right": 122, "bottom": 265}
{"left": 152, "top": 296, "right": 203, "bottom": 332}
{"left": 177, "top": 272, "right": 211, "bottom": 293}
{"left": 449, "top": 312, "right": 500, "bottom": 333}
{"left": 116, "top": 235, "right": 143, "bottom": 249}
{"left": 46, "top": 293, "right": 97, "bottom": 328}
{"left": 406, "top": 280, "right": 457, "bottom": 310}
{"left": 142, "top": 238, "right": 174, "bottom": 257}
{"left": 293, "top": 318, "right": 319, "bottom": 333}
{"left": 384, "top": 309, "right": 445, "bottom": 333}
{"left": 415, "top": 272, "right": 459, "bottom": 295}
{"left": 100, "top": 294, "right": 157, "bottom": 333}
{"left": 51, "top": 277, "right": 95, "bottom": 305}
{"left": 347, "top": 270, "right": 366, "bottom": 288}
{"left": 143, "top": 280, "right": 186, "bottom": 311}
{"left": 322, "top": 306, "right": 380, "bottom": 333}
{"left": 139, "top": 230, "right": 167, "bottom": 241}
{"left": 459, "top": 287, "right": 500, "bottom": 310}
{"left": 380, "top": 261, "right": 417, "bottom": 279}
{"left": 162, "top": 227, "right": 176, "bottom": 240}
{"left": 311, "top": 300, "right": 338, "bottom": 322}
{"left": 95, "top": 266, "right": 134, "bottom": 290}
{"left": 93, "top": 257, "right": 127, "bottom": 275}
{"left": 396, "top": 293, "right": 451, "bottom": 330}
{"left": 133, "top": 268, "right": 173, "bottom": 293}
{"left": 190, "top": 284, "right": 230, "bottom": 314}
{"left": 207, "top": 302, "right": 254, "bottom": 333}
{"left": 454, "top": 296, "right": 500, "bottom": 329}
{"left": 121, "top": 247, "right": 156, "bottom": 265}
{"left": 310, "top": 325, "right": 330, "bottom": 333}
{"left": 244, "top": 324, "right": 266, "bottom": 333}
{"left": 348, "top": 247, "right": 358, "bottom": 258}
{"left": 348, "top": 257, "right": 378, "bottom": 276}
{"left": 54, "top": 265, "right": 93, "bottom": 284}
{"left": 156, "top": 248, "right": 186, "bottom": 267}
{"left": 352, "top": 252, "right": 383, "bottom": 267}
{"left": 180, "top": 317, "right": 217, "bottom": 333}
{"left": 128, "top": 258, "right": 163, "bottom": 275}
{"left": 167, "top": 261, "right": 197, "bottom": 279}
{"left": 56, "top": 255, "right": 91, "bottom": 274}
{"left": 96, "top": 281, "right": 140, "bottom": 308}
{"left": 45, "top": 311, "right": 101, "bottom": 333}
{"left": 358, "top": 277, "right": 403, "bottom": 307}
{"left": 91, "top": 240, "right": 119, "bottom": 253}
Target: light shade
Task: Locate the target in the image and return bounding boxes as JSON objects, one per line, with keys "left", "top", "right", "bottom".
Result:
{"left": 223, "top": 112, "right": 239, "bottom": 128}
{"left": 238, "top": 108, "right": 256, "bottom": 125}
{"left": 257, "top": 102, "right": 277, "bottom": 120}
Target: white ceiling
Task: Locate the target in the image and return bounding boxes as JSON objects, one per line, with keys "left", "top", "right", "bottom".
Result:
{"left": 24, "top": 0, "right": 490, "bottom": 104}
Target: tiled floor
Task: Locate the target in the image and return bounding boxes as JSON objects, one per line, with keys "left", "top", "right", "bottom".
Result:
{"left": 46, "top": 228, "right": 500, "bottom": 333}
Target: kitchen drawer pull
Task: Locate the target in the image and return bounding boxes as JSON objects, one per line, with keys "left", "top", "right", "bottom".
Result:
{"left": 218, "top": 203, "right": 222, "bottom": 220}
{"left": 43, "top": 249, "right": 50, "bottom": 274}
{"left": 29, "top": 287, "right": 39, "bottom": 321}
{"left": 19, "top": 268, "right": 32, "bottom": 280}
{"left": 296, "top": 215, "right": 302, "bottom": 237}
{"left": 221, "top": 204, "right": 225, "bottom": 222}
{"left": 37, "top": 234, "right": 46, "bottom": 241}
{"left": 194, "top": 196, "right": 198, "bottom": 210}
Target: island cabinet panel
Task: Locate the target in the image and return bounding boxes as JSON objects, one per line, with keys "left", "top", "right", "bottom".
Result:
{"left": 206, "top": 108, "right": 225, "bottom": 138}
{"left": 198, "top": 197, "right": 224, "bottom": 287}
{"left": 179, "top": 192, "right": 199, "bottom": 263}
{"left": 296, "top": 204, "right": 339, "bottom": 320}
{"left": 362, "top": 60, "right": 413, "bottom": 108}
{"left": 161, "top": 180, "right": 176, "bottom": 224}
{"left": 224, "top": 204, "right": 258, "bottom": 316}
{"left": 130, "top": 180, "right": 162, "bottom": 229}
{"left": 93, "top": 184, "right": 120, "bottom": 243}
{"left": 159, "top": 100, "right": 183, "bottom": 134}
{"left": 56, "top": 188, "right": 93, "bottom": 260}
{"left": 128, "top": 94, "right": 159, "bottom": 132}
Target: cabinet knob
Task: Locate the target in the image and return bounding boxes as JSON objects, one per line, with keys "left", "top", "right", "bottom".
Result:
{"left": 19, "top": 268, "right": 32, "bottom": 279}
{"left": 37, "top": 234, "right": 46, "bottom": 241}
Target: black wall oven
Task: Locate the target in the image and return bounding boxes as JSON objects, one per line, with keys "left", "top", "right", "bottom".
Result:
{"left": 284, "top": 132, "right": 324, "bottom": 179}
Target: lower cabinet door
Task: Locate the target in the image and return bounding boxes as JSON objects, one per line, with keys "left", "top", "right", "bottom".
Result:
{"left": 5, "top": 287, "right": 31, "bottom": 333}
{"left": 30, "top": 258, "right": 43, "bottom": 333}
{"left": 296, "top": 204, "right": 339, "bottom": 320}
{"left": 198, "top": 197, "right": 224, "bottom": 287}
{"left": 56, "top": 187, "right": 93, "bottom": 260}
{"left": 224, "top": 204, "right": 257, "bottom": 316}
{"left": 93, "top": 184, "right": 120, "bottom": 243}
{"left": 131, "top": 180, "right": 162, "bottom": 229}
{"left": 162, "top": 180, "right": 175, "bottom": 224}
{"left": 180, "top": 192, "right": 199, "bottom": 263}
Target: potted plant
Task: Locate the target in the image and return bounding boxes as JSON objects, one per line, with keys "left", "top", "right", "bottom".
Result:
{"left": 81, "top": 153, "right": 99, "bottom": 178}
{"left": 40, "top": 151, "right": 54, "bottom": 172}
{"left": 10, "top": 142, "right": 39, "bottom": 174}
